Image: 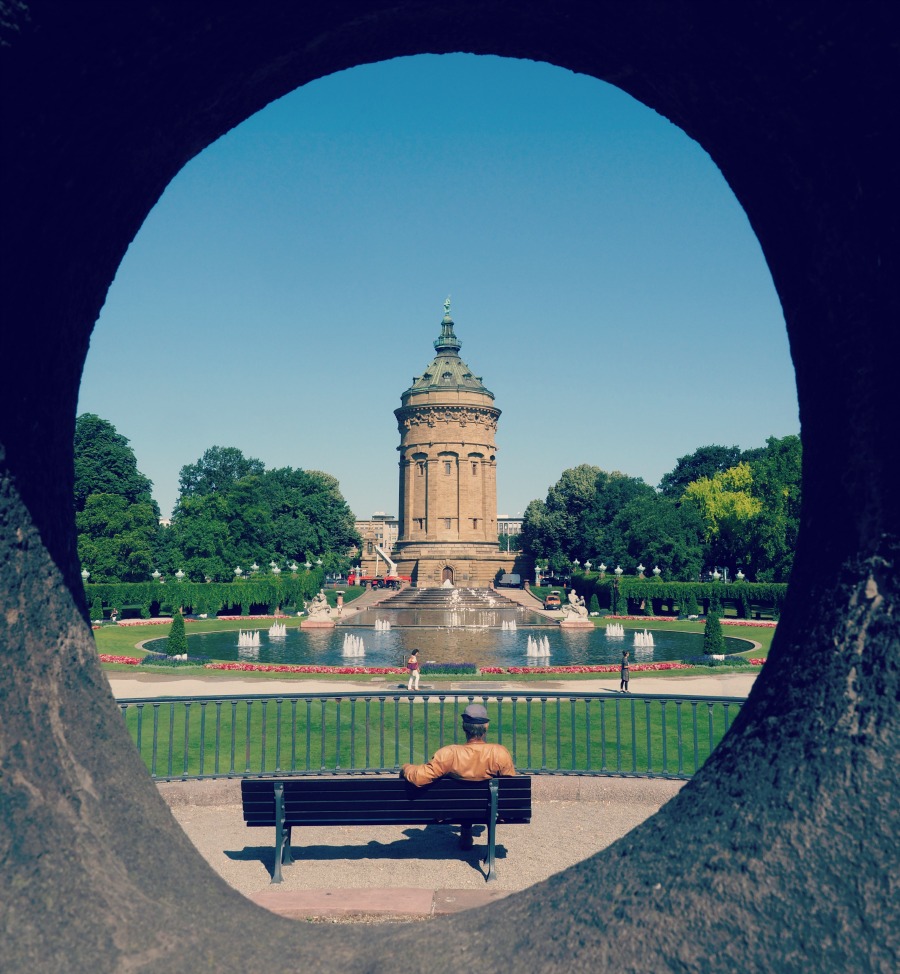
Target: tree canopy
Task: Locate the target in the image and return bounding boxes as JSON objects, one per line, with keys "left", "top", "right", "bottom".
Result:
{"left": 74, "top": 414, "right": 161, "bottom": 582}
{"left": 162, "top": 449, "right": 360, "bottom": 581}
{"left": 523, "top": 436, "right": 801, "bottom": 582}
{"left": 74, "top": 413, "right": 156, "bottom": 513}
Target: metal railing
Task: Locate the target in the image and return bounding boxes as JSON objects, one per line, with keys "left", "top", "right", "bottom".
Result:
{"left": 118, "top": 689, "right": 744, "bottom": 782}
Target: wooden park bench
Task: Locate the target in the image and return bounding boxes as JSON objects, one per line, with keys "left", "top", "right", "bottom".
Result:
{"left": 241, "top": 775, "right": 532, "bottom": 883}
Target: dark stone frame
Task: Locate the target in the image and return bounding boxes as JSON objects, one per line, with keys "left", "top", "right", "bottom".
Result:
{"left": 1, "top": 3, "right": 896, "bottom": 971}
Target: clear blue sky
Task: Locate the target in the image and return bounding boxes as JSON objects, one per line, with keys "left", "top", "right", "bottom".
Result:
{"left": 79, "top": 53, "right": 798, "bottom": 522}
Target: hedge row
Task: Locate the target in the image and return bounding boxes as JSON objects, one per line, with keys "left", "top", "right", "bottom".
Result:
{"left": 570, "top": 575, "right": 787, "bottom": 620}
{"left": 84, "top": 572, "right": 325, "bottom": 619}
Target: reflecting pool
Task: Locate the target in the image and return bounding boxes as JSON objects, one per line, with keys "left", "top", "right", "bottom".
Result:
{"left": 146, "top": 625, "right": 751, "bottom": 669}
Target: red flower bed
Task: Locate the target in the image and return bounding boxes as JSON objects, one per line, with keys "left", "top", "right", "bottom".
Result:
{"left": 748, "top": 658, "right": 766, "bottom": 665}
{"left": 204, "top": 662, "right": 407, "bottom": 675}
{"left": 98, "top": 654, "right": 141, "bottom": 665}
{"left": 721, "top": 619, "right": 777, "bottom": 628}
{"left": 505, "top": 662, "right": 693, "bottom": 675}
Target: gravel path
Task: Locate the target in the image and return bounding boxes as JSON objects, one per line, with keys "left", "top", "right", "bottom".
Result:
{"left": 164, "top": 777, "right": 684, "bottom": 897}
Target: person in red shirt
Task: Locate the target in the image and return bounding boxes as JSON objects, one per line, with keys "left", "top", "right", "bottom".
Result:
{"left": 407, "top": 648, "right": 420, "bottom": 691}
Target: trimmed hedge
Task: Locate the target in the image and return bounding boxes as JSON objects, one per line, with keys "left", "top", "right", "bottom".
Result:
{"left": 83, "top": 572, "right": 325, "bottom": 620}
{"left": 569, "top": 574, "right": 787, "bottom": 620}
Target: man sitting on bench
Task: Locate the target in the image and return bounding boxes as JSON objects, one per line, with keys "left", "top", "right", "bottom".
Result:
{"left": 401, "top": 703, "right": 516, "bottom": 847}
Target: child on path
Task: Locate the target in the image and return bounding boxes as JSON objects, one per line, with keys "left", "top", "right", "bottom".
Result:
{"left": 407, "top": 648, "right": 420, "bottom": 691}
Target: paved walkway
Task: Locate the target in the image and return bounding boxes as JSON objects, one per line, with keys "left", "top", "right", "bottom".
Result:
{"left": 160, "top": 775, "right": 685, "bottom": 922}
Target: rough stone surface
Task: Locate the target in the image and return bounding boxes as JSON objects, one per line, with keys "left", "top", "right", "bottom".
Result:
{"left": 1, "top": 3, "right": 897, "bottom": 973}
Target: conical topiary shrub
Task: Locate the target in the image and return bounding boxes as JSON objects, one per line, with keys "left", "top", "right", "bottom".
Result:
{"left": 703, "top": 612, "right": 725, "bottom": 655}
{"left": 90, "top": 596, "right": 103, "bottom": 622}
{"left": 166, "top": 609, "right": 188, "bottom": 657}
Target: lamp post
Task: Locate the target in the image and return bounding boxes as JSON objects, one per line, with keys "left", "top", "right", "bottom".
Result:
{"left": 613, "top": 565, "right": 623, "bottom": 615}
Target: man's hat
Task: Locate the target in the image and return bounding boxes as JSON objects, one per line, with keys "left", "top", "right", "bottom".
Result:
{"left": 461, "top": 703, "right": 489, "bottom": 723}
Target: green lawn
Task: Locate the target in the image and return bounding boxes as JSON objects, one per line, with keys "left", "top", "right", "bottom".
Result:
{"left": 121, "top": 690, "right": 743, "bottom": 780}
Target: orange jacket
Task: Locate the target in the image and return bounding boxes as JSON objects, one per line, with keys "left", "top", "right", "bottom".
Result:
{"left": 401, "top": 738, "right": 516, "bottom": 787}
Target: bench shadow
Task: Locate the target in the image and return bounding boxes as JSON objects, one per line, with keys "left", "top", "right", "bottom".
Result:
{"left": 225, "top": 823, "right": 507, "bottom": 882}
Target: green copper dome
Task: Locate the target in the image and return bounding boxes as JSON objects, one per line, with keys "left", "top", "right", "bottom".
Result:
{"left": 401, "top": 299, "right": 494, "bottom": 400}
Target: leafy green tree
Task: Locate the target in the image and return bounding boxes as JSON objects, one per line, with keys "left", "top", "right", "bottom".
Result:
{"left": 610, "top": 492, "right": 705, "bottom": 582}
{"left": 167, "top": 453, "right": 360, "bottom": 582}
{"left": 658, "top": 445, "right": 745, "bottom": 499}
{"left": 76, "top": 494, "right": 159, "bottom": 582}
{"left": 74, "top": 413, "right": 156, "bottom": 513}
{"left": 166, "top": 610, "right": 188, "bottom": 657}
{"left": 682, "top": 463, "right": 762, "bottom": 570}
{"left": 589, "top": 594, "right": 600, "bottom": 615}
{"left": 90, "top": 595, "right": 103, "bottom": 621}
{"left": 744, "top": 435, "right": 802, "bottom": 582}
{"left": 178, "top": 445, "right": 265, "bottom": 498}
{"left": 703, "top": 612, "right": 725, "bottom": 655}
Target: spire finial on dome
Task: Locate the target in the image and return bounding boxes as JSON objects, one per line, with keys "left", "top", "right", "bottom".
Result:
{"left": 443, "top": 295, "right": 451, "bottom": 319}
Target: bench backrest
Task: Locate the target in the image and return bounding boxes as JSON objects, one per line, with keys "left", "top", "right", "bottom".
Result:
{"left": 241, "top": 776, "right": 531, "bottom": 828}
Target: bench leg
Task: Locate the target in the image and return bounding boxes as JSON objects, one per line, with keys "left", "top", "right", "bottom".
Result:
{"left": 272, "top": 782, "right": 288, "bottom": 884}
{"left": 459, "top": 823, "right": 473, "bottom": 850}
{"left": 485, "top": 779, "right": 499, "bottom": 883}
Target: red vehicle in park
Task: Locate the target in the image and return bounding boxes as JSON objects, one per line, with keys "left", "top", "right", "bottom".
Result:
{"left": 348, "top": 571, "right": 410, "bottom": 590}
{"left": 349, "top": 545, "right": 411, "bottom": 590}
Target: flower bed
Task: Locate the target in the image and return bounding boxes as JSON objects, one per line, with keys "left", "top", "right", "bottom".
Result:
{"left": 98, "top": 654, "right": 141, "bottom": 665}
{"left": 720, "top": 619, "right": 777, "bottom": 627}
{"left": 204, "top": 662, "right": 407, "bottom": 675}
{"left": 506, "top": 662, "right": 694, "bottom": 674}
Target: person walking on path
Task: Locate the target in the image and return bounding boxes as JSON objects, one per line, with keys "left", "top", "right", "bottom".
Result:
{"left": 620, "top": 649, "right": 630, "bottom": 693}
{"left": 407, "top": 648, "right": 420, "bottom": 691}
